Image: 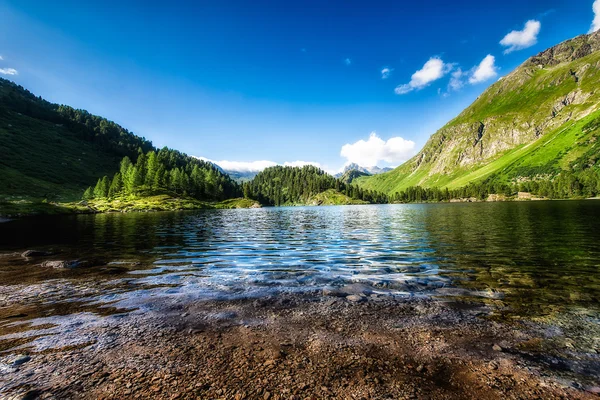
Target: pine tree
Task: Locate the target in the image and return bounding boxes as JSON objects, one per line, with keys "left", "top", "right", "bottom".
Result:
{"left": 93, "top": 176, "right": 110, "bottom": 198}
{"left": 82, "top": 186, "right": 94, "bottom": 200}
{"left": 120, "top": 156, "right": 133, "bottom": 178}
{"left": 108, "top": 172, "right": 123, "bottom": 197}
{"left": 145, "top": 151, "right": 159, "bottom": 188}
{"left": 123, "top": 166, "right": 142, "bottom": 194}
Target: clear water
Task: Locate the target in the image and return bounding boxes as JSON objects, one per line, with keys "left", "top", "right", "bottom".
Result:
{"left": 1, "top": 202, "right": 599, "bottom": 350}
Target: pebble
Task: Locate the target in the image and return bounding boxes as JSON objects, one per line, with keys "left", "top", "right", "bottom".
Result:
{"left": 346, "top": 295, "right": 363, "bottom": 303}
{"left": 492, "top": 344, "right": 503, "bottom": 352}
{"left": 12, "top": 355, "right": 31, "bottom": 366}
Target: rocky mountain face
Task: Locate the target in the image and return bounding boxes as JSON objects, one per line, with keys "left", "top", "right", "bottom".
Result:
{"left": 356, "top": 30, "right": 600, "bottom": 194}
{"left": 339, "top": 169, "right": 370, "bottom": 184}
{"left": 335, "top": 163, "right": 393, "bottom": 178}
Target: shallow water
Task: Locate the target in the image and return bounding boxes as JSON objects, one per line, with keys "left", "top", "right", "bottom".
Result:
{"left": 1, "top": 201, "right": 599, "bottom": 350}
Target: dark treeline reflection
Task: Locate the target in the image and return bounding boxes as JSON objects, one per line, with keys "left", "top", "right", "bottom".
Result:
{"left": 1, "top": 202, "right": 599, "bottom": 318}
{"left": 419, "top": 201, "right": 600, "bottom": 316}
{"left": 0, "top": 212, "right": 202, "bottom": 262}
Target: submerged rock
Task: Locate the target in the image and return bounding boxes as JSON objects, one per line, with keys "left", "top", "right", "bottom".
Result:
{"left": 22, "top": 250, "right": 53, "bottom": 258}
{"left": 346, "top": 295, "right": 364, "bottom": 303}
{"left": 40, "top": 260, "right": 95, "bottom": 269}
{"left": 322, "top": 287, "right": 343, "bottom": 297}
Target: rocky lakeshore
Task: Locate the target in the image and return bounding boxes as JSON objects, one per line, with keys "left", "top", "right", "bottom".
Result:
{"left": 1, "top": 203, "right": 600, "bottom": 400}
{"left": 1, "top": 291, "right": 599, "bottom": 400}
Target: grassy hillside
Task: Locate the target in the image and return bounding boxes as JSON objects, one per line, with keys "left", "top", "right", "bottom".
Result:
{"left": 308, "top": 189, "right": 368, "bottom": 205}
{"left": 339, "top": 169, "right": 370, "bottom": 184}
{"left": 0, "top": 78, "right": 153, "bottom": 200}
{"left": 356, "top": 31, "right": 600, "bottom": 195}
{"left": 0, "top": 78, "right": 240, "bottom": 206}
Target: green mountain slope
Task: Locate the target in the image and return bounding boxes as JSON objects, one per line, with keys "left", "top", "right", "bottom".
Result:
{"left": 339, "top": 169, "right": 370, "bottom": 184}
{"left": 356, "top": 31, "right": 600, "bottom": 195}
{"left": 0, "top": 78, "right": 239, "bottom": 203}
{"left": 0, "top": 78, "right": 154, "bottom": 200}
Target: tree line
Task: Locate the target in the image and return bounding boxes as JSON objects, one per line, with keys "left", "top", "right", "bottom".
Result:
{"left": 389, "top": 170, "right": 600, "bottom": 203}
{"left": 83, "top": 147, "right": 241, "bottom": 201}
{"left": 0, "top": 78, "right": 153, "bottom": 161}
{"left": 243, "top": 165, "right": 389, "bottom": 206}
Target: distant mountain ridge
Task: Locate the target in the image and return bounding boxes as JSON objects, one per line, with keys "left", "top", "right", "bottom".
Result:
{"left": 334, "top": 163, "right": 393, "bottom": 178}
{"left": 355, "top": 30, "right": 600, "bottom": 195}
{"left": 221, "top": 169, "right": 260, "bottom": 183}
{"left": 214, "top": 162, "right": 392, "bottom": 183}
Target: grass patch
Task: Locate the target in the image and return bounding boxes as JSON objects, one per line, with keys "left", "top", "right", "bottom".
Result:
{"left": 307, "top": 189, "right": 368, "bottom": 205}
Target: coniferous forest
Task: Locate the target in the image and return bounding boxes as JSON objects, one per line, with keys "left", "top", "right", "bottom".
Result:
{"left": 83, "top": 148, "right": 241, "bottom": 201}
{"left": 242, "top": 166, "right": 389, "bottom": 206}
{"left": 2, "top": 76, "right": 600, "bottom": 210}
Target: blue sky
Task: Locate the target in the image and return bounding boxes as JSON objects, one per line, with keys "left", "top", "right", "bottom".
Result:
{"left": 1, "top": 0, "right": 598, "bottom": 173}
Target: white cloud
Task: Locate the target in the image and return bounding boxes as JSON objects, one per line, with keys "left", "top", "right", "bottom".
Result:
{"left": 591, "top": 0, "right": 600, "bottom": 33}
{"left": 0, "top": 55, "right": 3, "bottom": 60}
{"left": 469, "top": 55, "right": 498, "bottom": 84}
{"left": 445, "top": 55, "right": 498, "bottom": 94}
{"left": 344, "top": 58, "right": 352, "bottom": 66}
{"left": 500, "top": 20, "right": 541, "bottom": 54}
{"left": 381, "top": 67, "right": 393, "bottom": 79}
{"left": 448, "top": 68, "right": 465, "bottom": 91}
{"left": 394, "top": 57, "right": 452, "bottom": 95}
{"left": 340, "top": 132, "right": 416, "bottom": 166}
{"left": 195, "top": 157, "right": 331, "bottom": 173}
{"left": 0, "top": 68, "right": 17, "bottom": 75}
{"left": 196, "top": 157, "right": 277, "bottom": 172}
{"left": 283, "top": 160, "right": 322, "bottom": 169}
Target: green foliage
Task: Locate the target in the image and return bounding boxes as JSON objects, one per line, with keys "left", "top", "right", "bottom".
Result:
{"left": 82, "top": 187, "right": 93, "bottom": 200}
{"left": 93, "top": 176, "right": 110, "bottom": 198}
{"left": 215, "top": 198, "right": 261, "bottom": 209}
{"left": 0, "top": 78, "right": 152, "bottom": 200}
{"left": 108, "top": 173, "right": 123, "bottom": 197}
{"left": 83, "top": 149, "right": 241, "bottom": 201}
{"left": 388, "top": 169, "right": 600, "bottom": 203}
{"left": 356, "top": 33, "right": 600, "bottom": 196}
{"left": 244, "top": 166, "right": 388, "bottom": 206}
{"left": 339, "top": 169, "right": 370, "bottom": 184}
{"left": 308, "top": 189, "right": 368, "bottom": 205}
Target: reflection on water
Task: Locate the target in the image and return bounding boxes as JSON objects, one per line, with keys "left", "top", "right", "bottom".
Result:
{"left": 0, "top": 201, "right": 599, "bottom": 349}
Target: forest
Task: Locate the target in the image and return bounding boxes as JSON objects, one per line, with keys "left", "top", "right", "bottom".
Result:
{"left": 0, "top": 78, "right": 153, "bottom": 161}
{"left": 83, "top": 148, "right": 241, "bottom": 202}
{"left": 388, "top": 170, "right": 600, "bottom": 203}
{"left": 84, "top": 156, "right": 600, "bottom": 206}
{"left": 242, "top": 166, "right": 389, "bottom": 206}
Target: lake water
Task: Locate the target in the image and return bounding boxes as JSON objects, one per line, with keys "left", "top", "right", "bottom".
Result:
{"left": 1, "top": 201, "right": 599, "bottom": 350}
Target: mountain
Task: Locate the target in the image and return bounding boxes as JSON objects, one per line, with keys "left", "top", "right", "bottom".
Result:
{"left": 221, "top": 169, "right": 259, "bottom": 183}
{"left": 193, "top": 159, "right": 260, "bottom": 183}
{"left": 355, "top": 31, "right": 600, "bottom": 195}
{"left": 334, "top": 163, "right": 393, "bottom": 178}
{"left": 339, "top": 169, "right": 370, "bottom": 184}
{"left": 366, "top": 166, "right": 394, "bottom": 174}
{"left": 0, "top": 78, "right": 238, "bottom": 201}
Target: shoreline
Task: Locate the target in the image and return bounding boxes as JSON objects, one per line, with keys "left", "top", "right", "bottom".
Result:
{"left": 1, "top": 293, "right": 598, "bottom": 399}
{"left": 2, "top": 195, "right": 598, "bottom": 220}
